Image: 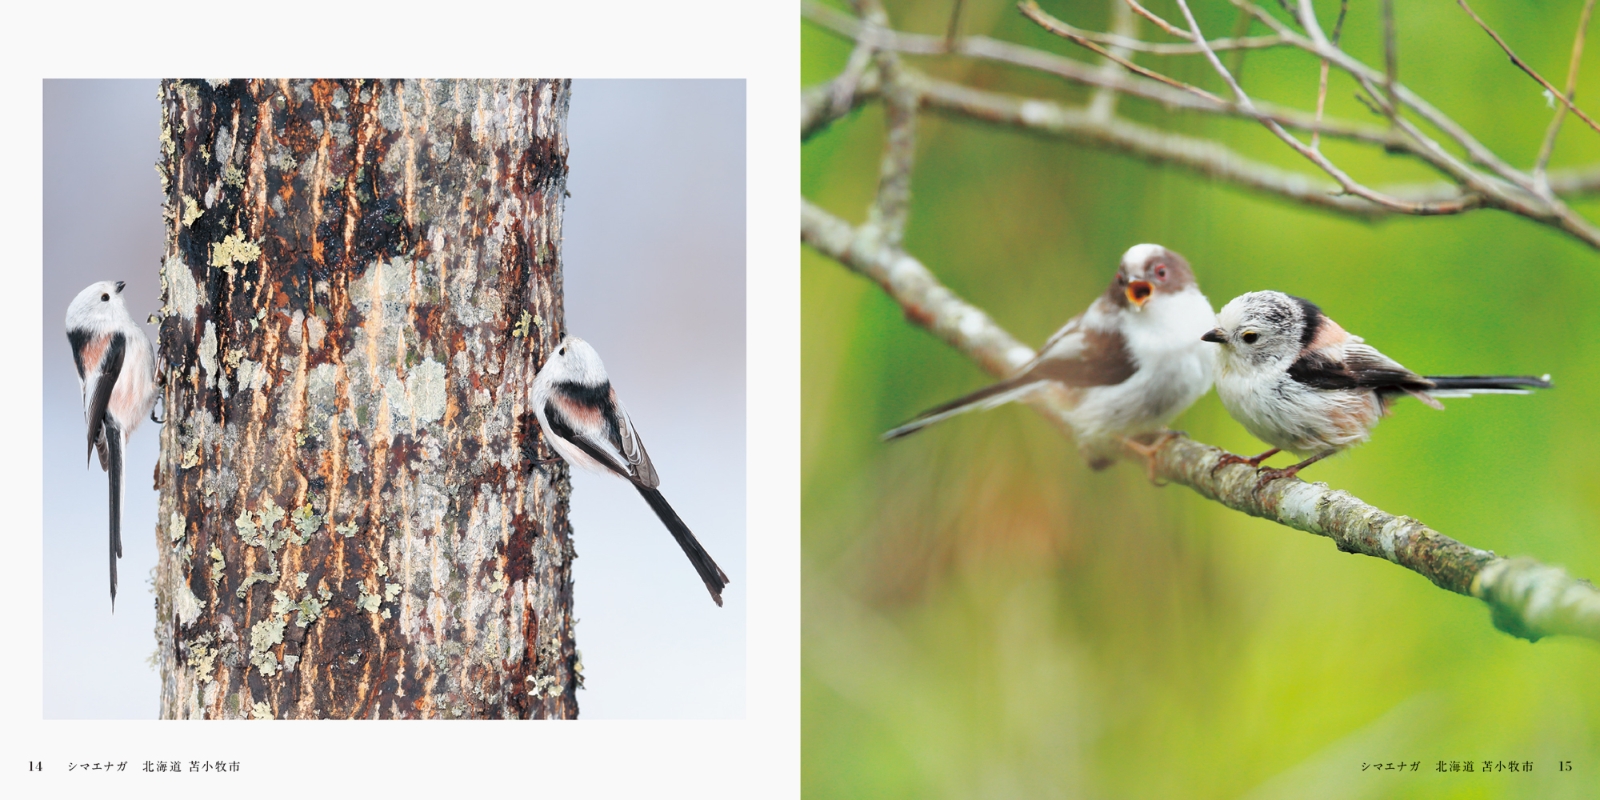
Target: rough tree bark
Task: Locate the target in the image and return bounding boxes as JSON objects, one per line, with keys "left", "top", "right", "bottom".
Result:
{"left": 151, "top": 79, "right": 579, "bottom": 719}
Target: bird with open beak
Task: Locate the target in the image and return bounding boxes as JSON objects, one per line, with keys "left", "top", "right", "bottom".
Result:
{"left": 884, "top": 244, "right": 1217, "bottom": 472}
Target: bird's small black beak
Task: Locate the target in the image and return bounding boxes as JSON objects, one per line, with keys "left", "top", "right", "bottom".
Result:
{"left": 115, "top": 281, "right": 126, "bottom": 294}
{"left": 1201, "top": 328, "right": 1226, "bottom": 344}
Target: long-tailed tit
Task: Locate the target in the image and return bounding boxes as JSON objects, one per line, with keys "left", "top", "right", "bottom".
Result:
{"left": 66, "top": 280, "right": 159, "bottom": 610}
{"left": 531, "top": 336, "right": 730, "bottom": 606}
{"left": 1202, "top": 291, "right": 1552, "bottom": 485}
{"left": 883, "top": 244, "right": 1217, "bottom": 471}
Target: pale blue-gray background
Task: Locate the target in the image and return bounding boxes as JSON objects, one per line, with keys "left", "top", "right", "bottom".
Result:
{"left": 42, "top": 79, "right": 746, "bottom": 719}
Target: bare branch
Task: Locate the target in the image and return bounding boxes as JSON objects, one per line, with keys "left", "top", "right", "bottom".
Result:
{"left": 1536, "top": 0, "right": 1598, "bottom": 187}
{"left": 1023, "top": 0, "right": 1230, "bottom": 105}
{"left": 801, "top": 203, "right": 1600, "bottom": 645}
{"left": 800, "top": 200, "right": 1071, "bottom": 430}
{"left": 1146, "top": 436, "right": 1600, "bottom": 644}
{"left": 1124, "top": 0, "right": 1194, "bottom": 40}
{"left": 1381, "top": 0, "right": 1399, "bottom": 119}
{"left": 1030, "top": 3, "right": 1285, "bottom": 55}
{"left": 1311, "top": 0, "right": 1349, "bottom": 151}
{"left": 908, "top": 73, "right": 1471, "bottom": 217}
{"left": 806, "top": 1, "right": 1394, "bottom": 147}
{"left": 1456, "top": 0, "right": 1600, "bottom": 138}
{"left": 803, "top": 61, "right": 881, "bottom": 141}
{"left": 1170, "top": 0, "right": 1463, "bottom": 214}
{"left": 830, "top": 39, "right": 879, "bottom": 120}
{"left": 945, "top": 0, "right": 965, "bottom": 51}
{"left": 865, "top": 53, "right": 918, "bottom": 249}
{"left": 1087, "top": 0, "right": 1138, "bottom": 122}
{"left": 803, "top": 2, "right": 1600, "bottom": 248}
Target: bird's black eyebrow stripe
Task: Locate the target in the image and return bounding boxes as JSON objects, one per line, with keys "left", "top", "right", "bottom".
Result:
{"left": 1290, "top": 295, "right": 1323, "bottom": 350}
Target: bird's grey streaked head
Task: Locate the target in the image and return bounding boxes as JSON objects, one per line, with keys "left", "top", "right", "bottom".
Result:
{"left": 1105, "top": 244, "right": 1197, "bottom": 311}
{"left": 1205, "top": 291, "right": 1308, "bottom": 367}
{"left": 65, "top": 280, "right": 132, "bottom": 333}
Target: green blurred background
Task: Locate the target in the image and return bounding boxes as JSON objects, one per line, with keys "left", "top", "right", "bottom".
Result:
{"left": 802, "top": 1, "right": 1600, "bottom": 797}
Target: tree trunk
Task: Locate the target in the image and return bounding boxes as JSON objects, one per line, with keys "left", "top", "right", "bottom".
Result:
{"left": 151, "top": 79, "right": 578, "bottom": 719}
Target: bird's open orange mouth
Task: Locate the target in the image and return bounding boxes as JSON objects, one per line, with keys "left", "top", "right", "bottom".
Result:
{"left": 1126, "top": 280, "right": 1153, "bottom": 306}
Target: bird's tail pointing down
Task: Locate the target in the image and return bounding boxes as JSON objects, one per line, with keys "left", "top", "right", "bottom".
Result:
{"left": 635, "top": 484, "right": 729, "bottom": 607}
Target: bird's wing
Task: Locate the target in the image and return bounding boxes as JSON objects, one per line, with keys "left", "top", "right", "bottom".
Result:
{"left": 1021, "top": 320, "right": 1137, "bottom": 387}
{"left": 1287, "top": 341, "right": 1430, "bottom": 392}
{"left": 83, "top": 332, "right": 127, "bottom": 466}
{"left": 544, "top": 381, "right": 658, "bottom": 487}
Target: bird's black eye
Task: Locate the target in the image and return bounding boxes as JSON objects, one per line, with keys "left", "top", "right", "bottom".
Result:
{"left": 1241, "top": 331, "right": 1260, "bottom": 344}
{"left": 101, "top": 293, "right": 109, "bottom": 302}
{"left": 1154, "top": 264, "right": 1169, "bottom": 281}
{"left": 1117, "top": 273, "right": 1127, "bottom": 285}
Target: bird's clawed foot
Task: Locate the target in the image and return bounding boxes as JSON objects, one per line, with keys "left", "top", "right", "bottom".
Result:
{"left": 1211, "top": 448, "right": 1280, "bottom": 476}
{"left": 1253, "top": 464, "right": 1303, "bottom": 491}
{"left": 1251, "top": 451, "right": 1332, "bottom": 491}
{"left": 1123, "top": 431, "right": 1183, "bottom": 486}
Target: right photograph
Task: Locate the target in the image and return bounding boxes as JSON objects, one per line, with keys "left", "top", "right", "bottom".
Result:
{"left": 803, "top": 1, "right": 1600, "bottom": 797}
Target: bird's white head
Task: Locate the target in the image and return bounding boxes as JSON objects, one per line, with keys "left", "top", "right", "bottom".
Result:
{"left": 66, "top": 280, "right": 133, "bottom": 334}
{"left": 540, "top": 335, "right": 610, "bottom": 388}
{"left": 1202, "top": 290, "right": 1311, "bottom": 371}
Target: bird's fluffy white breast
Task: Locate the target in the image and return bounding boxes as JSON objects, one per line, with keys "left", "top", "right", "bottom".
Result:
{"left": 1214, "top": 364, "right": 1379, "bottom": 455}
{"left": 1069, "top": 288, "right": 1216, "bottom": 451}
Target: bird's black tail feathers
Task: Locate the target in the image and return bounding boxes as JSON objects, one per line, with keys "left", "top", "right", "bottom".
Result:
{"left": 635, "top": 484, "right": 729, "bottom": 607}
{"left": 106, "top": 419, "right": 123, "bottom": 612}
{"left": 1424, "top": 374, "right": 1553, "bottom": 391}
{"left": 881, "top": 374, "right": 1038, "bottom": 441}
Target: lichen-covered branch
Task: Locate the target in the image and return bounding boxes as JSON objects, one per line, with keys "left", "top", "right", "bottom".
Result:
{"left": 801, "top": 202, "right": 1600, "bottom": 645}
{"left": 1149, "top": 436, "right": 1600, "bottom": 643}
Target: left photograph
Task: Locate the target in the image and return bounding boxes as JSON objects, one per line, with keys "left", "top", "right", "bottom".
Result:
{"left": 44, "top": 79, "right": 746, "bottom": 719}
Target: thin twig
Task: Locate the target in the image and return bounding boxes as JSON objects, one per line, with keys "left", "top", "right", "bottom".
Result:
{"left": 1224, "top": 6, "right": 1258, "bottom": 77}
{"left": 1311, "top": 0, "right": 1349, "bottom": 151}
{"left": 1382, "top": 0, "right": 1399, "bottom": 120}
{"left": 868, "top": 62, "right": 917, "bottom": 250}
{"left": 831, "top": 39, "right": 879, "bottom": 119}
{"left": 1535, "top": 0, "right": 1598, "bottom": 188}
{"left": 1124, "top": 0, "right": 1193, "bottom": 40}
{"left": 1088, "top": 0, "right": 1139, "bottom": 122}
{"left": 802, "top": 2, "right": 1600, "bottom": 249}
{"left": 1456, "top": 0, "right": 1600, "bottom": 137}
{"left": 1023, "top": 1, "right": 1229, "bottom": 105}
{"left": 807, "top": 1, "right": 1390, "bottom": 147}
{"left": 1023, "top": 2, "right": 1284, "bottom": 55}
{"left": 801, "top": 200, "right": 1600, "bottom": 645}
{"left": 1170, "top": 0, "right": 1461, "bottom": 214}
{"left": 945, "top": 0, "right": 966, "bottom": 51}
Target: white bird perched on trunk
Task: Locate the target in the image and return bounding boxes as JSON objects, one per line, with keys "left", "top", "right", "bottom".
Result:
{"left": 66, "top": 280, "right": 159, "bottom": 610}
{"left": 531, "top": 335, "right": 730, "bottom": 606}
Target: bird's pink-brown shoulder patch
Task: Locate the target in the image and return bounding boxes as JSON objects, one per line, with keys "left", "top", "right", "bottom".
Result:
{"left": 1305, "top": 314, "right": 1350, "bottom": 353}
{"left": 79, "top": 332, "right": 112, "bottom": 377}
{"left": 552, "top": 391, "right": 605, "bottom": 430}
